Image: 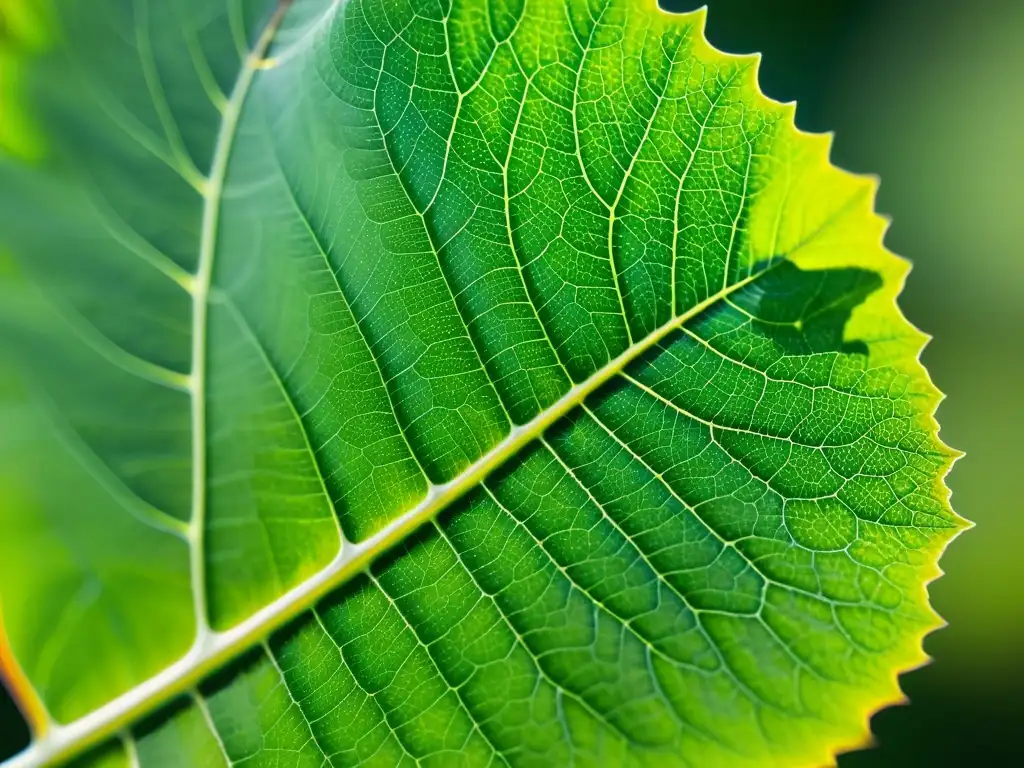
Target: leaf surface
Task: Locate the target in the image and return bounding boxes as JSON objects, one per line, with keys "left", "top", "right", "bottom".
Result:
{"left": 0, "top": 0, "right": 963, "bottom": 765}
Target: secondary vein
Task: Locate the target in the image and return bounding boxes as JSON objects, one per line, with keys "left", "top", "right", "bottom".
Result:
{"left": 187, "top": 0, "right": 295, "bottom": 647}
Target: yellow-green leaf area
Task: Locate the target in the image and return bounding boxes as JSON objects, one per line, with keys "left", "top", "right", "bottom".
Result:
{"left": 0, "top": 0, "right": 965, "bottom": 766}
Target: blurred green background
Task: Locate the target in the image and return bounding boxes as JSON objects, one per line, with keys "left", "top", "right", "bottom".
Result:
{"left": 1, "top": 0, "right": 1020, "bottom": 763}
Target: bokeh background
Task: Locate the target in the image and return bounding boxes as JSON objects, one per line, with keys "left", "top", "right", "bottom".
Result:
{"left": 1, "top": 0, "right": 1020, "bottom": 764}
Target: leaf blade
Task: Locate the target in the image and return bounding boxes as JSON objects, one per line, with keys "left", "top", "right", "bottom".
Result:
{"left": 0, "top": 0, "right": 965, "bottom": 765}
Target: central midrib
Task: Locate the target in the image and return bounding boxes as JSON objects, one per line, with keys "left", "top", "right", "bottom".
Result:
{"left": 19, "top": 256, "right": 772, "bottom": 767}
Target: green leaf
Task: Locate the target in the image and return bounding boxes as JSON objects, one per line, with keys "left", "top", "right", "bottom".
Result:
{"left": 0, "top": 0, "right": 965, "bottom": 765}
